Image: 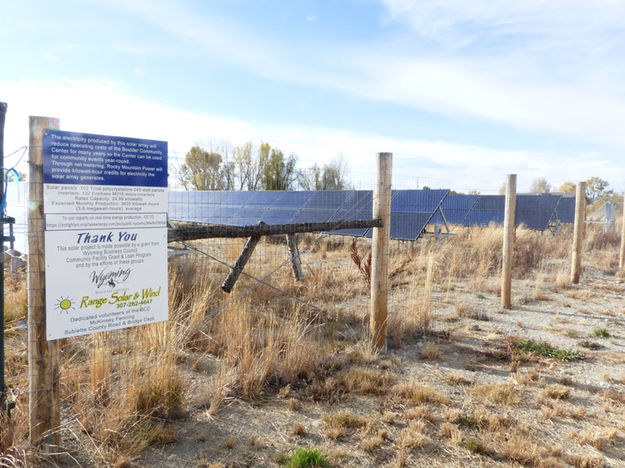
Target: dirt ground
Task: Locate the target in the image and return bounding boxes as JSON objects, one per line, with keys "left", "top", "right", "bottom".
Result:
{"left": 137, "top": 258, "right": 625, "bottom": 468}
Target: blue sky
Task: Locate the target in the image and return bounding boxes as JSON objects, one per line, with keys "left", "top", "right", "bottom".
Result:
{"left": 2, "top": 0, "right": 625, "bottom": 193}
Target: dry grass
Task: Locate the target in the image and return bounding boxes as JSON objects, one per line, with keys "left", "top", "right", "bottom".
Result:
{"left": 3, "top": 270, "right": 26, "bottom": 324}
{"left": 571, "top": 428, "right": 618, "bottom": 450}
{"left": 420, "top": 340, "right": 440, "bottom": 360}
{"left": 360, "top": 434, "right": 384, "bottom": 452}
{"left": 4, "top": 221, "right": 625, "bottom": 466}
{"left": 323, "top": 410, "right": 368, "bottom": 440}
{"left": 534, "top": 271, "right": 548, "bottom": 300}
{"left": 553, "top": 269, "right": 570, "bottom": 290}
{"left": 391, "top": 381, "right": 449, "bottom": 406}
{"left": 292, "top": 422, "right": 306, "bottom": 436}
{"left": 399, "top": 420, "right": 429, "bottom": 449}
{"left": 543, "top": 384, "right": 571, "bottom": 400}
{"left": 336, "top": 368, "right": 396, "bottom": 395}
{"left": 446, "top": 373, "right": 471, "bottom": 386}
{"left": 414, "top": 255, "right": 435, "bottom": 334}
{"left": 472, "top": 383, "right": 523, "bottom": 406}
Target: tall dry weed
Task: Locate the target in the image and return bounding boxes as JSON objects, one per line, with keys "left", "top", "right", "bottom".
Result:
{"left": 413, "top": 255, "right": 434, "bottom": 334}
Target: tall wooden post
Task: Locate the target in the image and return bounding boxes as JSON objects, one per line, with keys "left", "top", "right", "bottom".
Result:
{"left": 370, "top": 152, "right": 392, "bottom": 349}
{"left": 570, "top": 181, "right": 586, "bottom": 284}
{"left": 0, "top": 102, "right": 7, "bottom": 414}
{"left": 618, "top": 197, "right": 625, "bottom": 270}
{"left": 501, "top": 174, "right": 517, "bottom": 309}
{"left": 28, "top": 116, "right": 61, "bottom": 446}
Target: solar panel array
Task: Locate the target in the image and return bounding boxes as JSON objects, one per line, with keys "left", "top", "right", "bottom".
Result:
{"left": 168, "top": 189, "right": 577, "bottom": 240}
{"left": 169, "top": 189, "right": 449, "bottom": 241}
{"left": 434, "top": 193, "right": 576, "bottom": 230}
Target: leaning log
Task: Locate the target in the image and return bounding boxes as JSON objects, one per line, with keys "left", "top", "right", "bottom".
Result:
{"left": 221, "top": 232, "right": 262, "bottom": 293}
{"left": 286, "top": 234, "right": 304, "bottom": 281}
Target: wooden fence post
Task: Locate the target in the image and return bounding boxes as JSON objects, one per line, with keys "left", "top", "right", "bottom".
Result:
{"left": 370, "top": 152, "right": 392, "bottom": 349}
{"left": 618, "top": 197, "right": 625, "bottom": 270}
{"left": 501, "top": 174, "right": 517, "bottom": 309}
{"left": 570, "top": 181, "right": 586, "bottom": 284}
{"left": 0, "top": 102, "right": 7, "bottom": 415}
{"left": 28, "top": 116, "right": 61, "bottom": 447}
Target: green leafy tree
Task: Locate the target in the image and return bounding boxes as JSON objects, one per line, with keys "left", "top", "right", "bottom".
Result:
{"left": 320, "top": 158, "right": 347, "bottom": 190}
{"left": 299, "top": 158, "right": 348, "bottom": 190}
{"left": 299, "top": 164, "right": 323, "bottom": 190}
{"left": 530, "top": 177, "right": 551, "bottom": 193}
{"left": 234, "top": 141, "right": 262, "bottom": 191}
{"left": 585, "top": 177, "right": 611, "bottom": 201}
{"left": 178, "top": 145, "right": 226, "bottom": 190}
{"left": 221, "top": 143, "right": 236, "bottom": 190}
{"left": 558, "top": 181, "right": 576, "bottom": 193}
{"left": 261, "top": 146, "right": 297, "bottom": 190}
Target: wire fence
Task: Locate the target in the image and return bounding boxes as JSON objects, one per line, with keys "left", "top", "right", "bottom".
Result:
{"left": 4, "top": 168, "right": 617, "bottom": 465}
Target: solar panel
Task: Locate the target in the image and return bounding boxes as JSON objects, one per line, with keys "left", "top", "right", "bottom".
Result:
{"left": 228, "top": 207, "right": 269, "bottom": 226}
{"left": 330, "top": 191, "right": 373, "bottom": 237}
{"left": 431, "top": 194, "right": 478, "bottom": 226}
{"left": 261, "top": 209, "right": 301, "bottom": 225}
{"left": 360, "top": 189, "right": 449, "bottom": 240}
{"left": 258, "top": 191, "right": 313, "bottom": 225}
{"left": 555, "top": 196, "right": 575, "bottom": 223}
{"left": 387, "top": 212, "right": 435, "bottom": 240}
{"left": 290, "top": 208, "right": 342, "bottom": 224}
{"left": 516, "top": 194, "right": 561, "bottom": 230}
{"left": 461, "top": 195, "right": 503, "bottom": 226}
{"left": 461, "top": 193, "right": 563, "bottom": 230}
{"left": 246, "top": 191, "right": 285, "bottom": 206}
{"left": 270, "top": 191, "right": 315, "bottom": 208}
{"left": 391, "top": 189, "right": 449, "bottom": 213}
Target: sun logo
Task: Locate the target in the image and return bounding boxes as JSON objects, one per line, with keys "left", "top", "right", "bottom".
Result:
{"left": 55, "top": 297, "right": 74, "bottom": 313}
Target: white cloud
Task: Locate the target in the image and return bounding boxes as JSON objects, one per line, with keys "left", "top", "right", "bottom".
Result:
{"left": 378, "top": 0, "right": 625, "bottom": 54}
{"left": 95, "top": 0, "right": 625, "bottom": 151}
{"left": 3, "top": 79, "right": 621, "bottom": 193}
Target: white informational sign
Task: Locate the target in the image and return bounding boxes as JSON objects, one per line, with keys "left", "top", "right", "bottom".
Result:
{"left": 42, "top": 130, "right": 168, "bottom": 340}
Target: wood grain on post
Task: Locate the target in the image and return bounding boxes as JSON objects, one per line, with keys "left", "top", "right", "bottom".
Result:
{"left": 501, "top": 174, "right": 517, "bottom": 309}
{"left": 370, "top": 152, "right": 392, "bottom": 349}
{"left": 286, "top": 234, "right": 304, "bottom": 281}
{"left": 28, "top": 117, "right": 61, "bottom": 446}
{"left": 618, "top": 195, "right": 625, "bottom": 270}
{"left": 571, "top": 182, "right": 586, "bottom": 284}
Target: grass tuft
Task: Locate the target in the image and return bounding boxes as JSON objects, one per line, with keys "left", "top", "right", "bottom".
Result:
{"left": 592, "top": 328, "right": 610, "bottom": 338}
{"left": 465, "top": 437, "right": 486, "bottom": 454}
{"left": 285, "top": 447, "right": 329, "bottom": 468}
{"left": 512, "top": 338, "right": 584, "bottom": 362}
